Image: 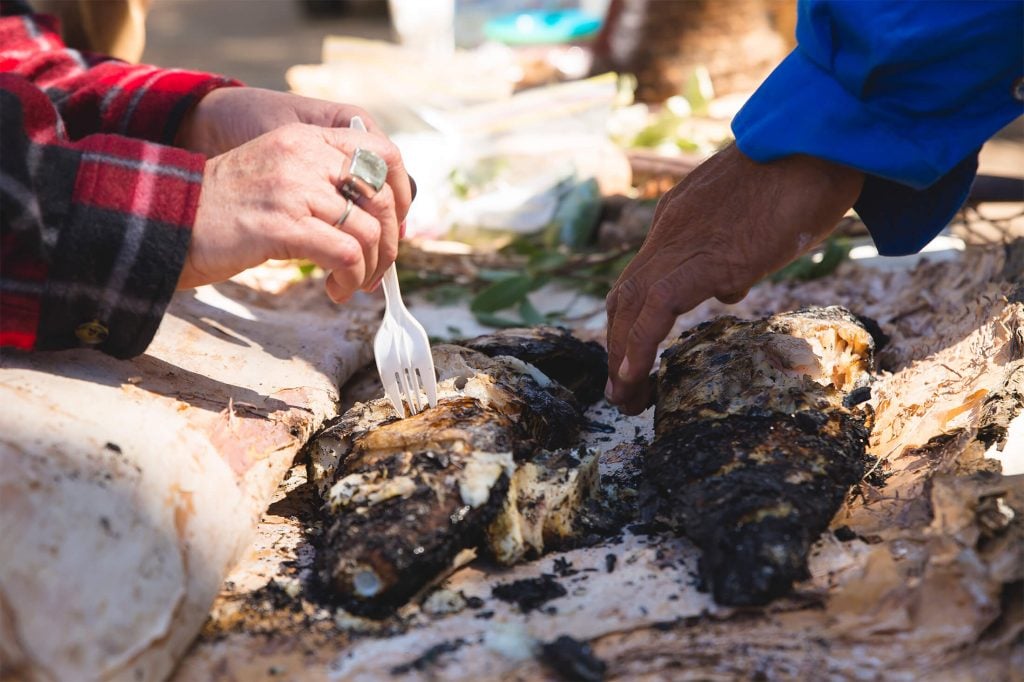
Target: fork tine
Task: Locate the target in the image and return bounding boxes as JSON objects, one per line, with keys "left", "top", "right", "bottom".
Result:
{"left": 375, "top": 336, "right": 406, "bottom": 416}
{"left": 414, "top": 367, "right": 436, "bottom": 409}
{"left": 386, "top": 373, "right": 406, "bottom": 416}
{"left": 405, "top": 367, "right": 422, "bottom": 414}
{"left": 401, "top": 313, "right": 438, "bottom": 410}
{"left": 413, "top": 348, "right": 438, "bottom": 408}
{"left": 398, "top": 330, "right": 423, "bottom": 414}
{"left": 397, "top": 361, "right": 418, "bottom": 415}
{"left": 410, "top": 369, "right": 424, "bottom": 413}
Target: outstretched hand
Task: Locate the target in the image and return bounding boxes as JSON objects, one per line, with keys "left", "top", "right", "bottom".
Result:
{"left": 604, "top": 144, "right": 864, "bottom": 415}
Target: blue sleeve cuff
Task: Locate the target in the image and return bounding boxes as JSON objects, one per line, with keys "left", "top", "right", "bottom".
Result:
{"left": 854, "top": 153, "right": 977, "bottom": 256}
{"left": 731, "top": 46, "right": 1010, "bottom": 255}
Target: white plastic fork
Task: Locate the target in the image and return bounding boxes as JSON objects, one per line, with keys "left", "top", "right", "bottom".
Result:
{"left": 373, "top": 264, "right": 438, "bottom": 416}
{"left": 348, "top": 116, "right": 438, "bottom": 416}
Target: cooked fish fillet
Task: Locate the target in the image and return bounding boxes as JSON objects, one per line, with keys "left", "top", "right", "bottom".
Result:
{"left": 310, "top": 328, "right": 607, "bottom": 615}
{"left": 648, "top": 306, "right": 876, "bottom": 606}
{"left": 487, "top": 446, "right": 601, "bottom": 565}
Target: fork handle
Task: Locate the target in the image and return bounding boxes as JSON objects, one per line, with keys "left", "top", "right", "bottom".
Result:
{"left": 380, "top": 262, "right": 404, "bottom": 311}
{"left": 350, "top": 115, "right": 403, "bottom": 310}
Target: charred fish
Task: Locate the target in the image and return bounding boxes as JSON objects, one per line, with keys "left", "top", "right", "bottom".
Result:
{"left": 647, "top": 306, "right": 876, "bottom": 606}
{"left": 310, "top": 327, "right": 606, "bottom": 615}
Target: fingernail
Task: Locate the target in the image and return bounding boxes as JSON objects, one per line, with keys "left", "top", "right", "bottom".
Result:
{"left": 399, "top": 220, "right": 407, "bottom": 239}
{"left": 369, "top": 274, "right": 384, "bottom": 291}
{"left": 618, "top": 357, "right": 631, "bottom": 381}
{"left": 604, "top": 378, "right": 615, "bottom": 403}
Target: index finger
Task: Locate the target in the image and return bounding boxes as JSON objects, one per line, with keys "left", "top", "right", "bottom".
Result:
{"left": 607, "top": 264, "right": 709, "bottom": 412}
{"left": 605, "top": 246, "right": 660, "bottom": 397}
{"left": 604, "top": 190, "right": 674, "bottom": 330}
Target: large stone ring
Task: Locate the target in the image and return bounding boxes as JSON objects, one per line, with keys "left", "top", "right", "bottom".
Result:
{"left": 342, "top": 148, "right": 388, "bottom": 200}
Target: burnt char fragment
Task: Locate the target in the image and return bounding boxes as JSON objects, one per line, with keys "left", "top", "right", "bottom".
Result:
{"left": 492, "top": 574, "right": 567, "bottom": 612}
{"left": 977, "top": 363, "right": 1024, "bottom": 449}
{"left": 541, "top": 635, "right": 607, "bottom": 682}
{"left": 842, "top": 385, "right": 872, "bottom": 408}
{"left": 390, "top": 638, "right": 467, "bottom": 675}
{"left": 248, "top": 581, "right": 304, "bottom": 614}
{"left": 463, "top": 326, "right": 608, "bottom": 405}
{"left": 833, "top": 526, "right": 858, "bottom": 542}
{"left": 852, "top": 313, "right": 891, "bottom": 353}
{"left": 648, "top": 307, "right": 875, "bottom": 606}
{"left": 552, "top": 557, "right": 578, "bottom": 577}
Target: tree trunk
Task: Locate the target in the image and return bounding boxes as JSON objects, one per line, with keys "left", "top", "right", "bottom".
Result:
{"left": 591, "top": 0, "right": 789, "bottom": 102}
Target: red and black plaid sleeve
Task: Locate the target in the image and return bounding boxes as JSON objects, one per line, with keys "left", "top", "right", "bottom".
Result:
{"left": 0, "top": 1, "right": 240, "bottom": 144}
{"left": 0, "top": 3, "right": 240, "bottom": 358}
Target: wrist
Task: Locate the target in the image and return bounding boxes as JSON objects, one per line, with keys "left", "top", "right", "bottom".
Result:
{"left": 177, "top": 156, "right": 220, "bottom": 289}
{"left": 794, "top": 153, "right": 865, "bottom": 209}
{"left": 731, "top": 142, "right": 864, "bottom": 214}
{"left": 174, "top": 87, "right": 232, "bottom": 156}
{"left": 714, "top": 143, "right": 865, "bottom": 284}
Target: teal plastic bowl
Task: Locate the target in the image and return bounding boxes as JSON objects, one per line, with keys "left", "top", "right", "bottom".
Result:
{"left": 483, "top": 9, "right": 603, "bottom": 45}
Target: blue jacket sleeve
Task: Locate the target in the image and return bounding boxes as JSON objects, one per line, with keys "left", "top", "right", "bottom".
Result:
{"left": 731, "top": 0, "right": 1024, "bottom": 256}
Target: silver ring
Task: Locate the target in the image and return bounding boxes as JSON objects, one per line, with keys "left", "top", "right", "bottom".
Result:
{"left": 346, "top": 147, "right": 388, "bottom": 197}
{"left": 335, "top": 198, "right": 354, "bottom": 227}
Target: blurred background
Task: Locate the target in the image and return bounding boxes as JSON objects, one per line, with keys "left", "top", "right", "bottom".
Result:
{"left": 34, "top": 0, "right": 1023, "bottom": 333}
{"left": 139, "top": 0, "right": 794, "bottom": 99}
{"left": 144, "top": 0, "right": 394, "bottom": 91}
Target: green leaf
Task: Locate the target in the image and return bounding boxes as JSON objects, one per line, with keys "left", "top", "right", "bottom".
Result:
{"left": 771, "top": 237, "right": 851, "bottom": 282}
{"left": 424, "top": 284, "right": 470, "bottom": 305}
{"left": 631, "top": 112, "right": 678, "bottom": 149}
{"left": 544, "top": 308, "right": 568, "bottom": 322}
{"left": 396, "top": 268, "right": 450, "bottom": 292}
{"left": 555, "top": 178, "right": 602, "bottom": 248}
{"left": 518, "top": 297, "right": 544, "bottom": 325}
{"left": 527, "top": 250, "right": 569, "bottom": 273}
{"left": 448, "top": 167, "right": 470, "bottom": 199}
{"left": 683, "top": 65, "right": 714, "bottom": 116}
{"left": 470, "top": 275, "right": 534, "bottom": 313}
{"left": 676, "top": 138, "right": 700, "bottom": 153}
{"left": 472, "top": 310, "right": 527, "bottom": 328}
{"left": 295, "top": 260, "right": 318, "bottom": 279}
{"left": 476, "top": 268, "right": 521, "bottom": 283}
{"left": 502, "top": 237, "right": 543, "bottom": 258}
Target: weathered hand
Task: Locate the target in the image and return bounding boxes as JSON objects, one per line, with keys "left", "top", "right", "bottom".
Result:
{"left": 175, "top": 87, "right": 413, "bottom": 222}
{"left": 178, "top": 122, "right": 402, "bottom": 301}
{"left": 604, "top": 143, "right": 864, "bottom": 414}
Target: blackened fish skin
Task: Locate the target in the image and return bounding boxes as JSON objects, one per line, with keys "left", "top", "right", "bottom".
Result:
{"left": 313, "top": 337, "right": 604, "bottom": 616}
{"left": 314, "top": 397, "right": 514, "bottom": 616}
{"left": 648, "top": 306, "right": 875, "bottom": 606}
{"left": 462, "top": 326, "right": 608, "bottom": 405}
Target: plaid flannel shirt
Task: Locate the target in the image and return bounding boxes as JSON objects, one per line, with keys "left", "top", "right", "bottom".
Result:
{"left": 0, "top": 1, "right": 239, "bottom": 358}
